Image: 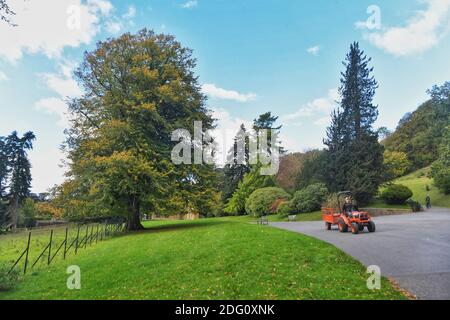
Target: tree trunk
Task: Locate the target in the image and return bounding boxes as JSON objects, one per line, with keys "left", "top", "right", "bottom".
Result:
{"left": 8, "top": 197, "right": 19, "bottom": 231}
{"left": 126, "top": 195, "right": 144, "bottom": 231}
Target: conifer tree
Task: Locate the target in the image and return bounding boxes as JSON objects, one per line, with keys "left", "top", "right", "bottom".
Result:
{"left": 222, "top": 124, "right": 250, "bottom": 201}
{"left": 325, "top": 42, "right": 384, "bottom": 205}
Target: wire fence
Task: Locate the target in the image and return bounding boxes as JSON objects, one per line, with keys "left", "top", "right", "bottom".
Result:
{"left": 7, "top": 220, "right": 126, "bottom": 275}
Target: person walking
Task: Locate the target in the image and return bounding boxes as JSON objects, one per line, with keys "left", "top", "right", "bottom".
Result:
{"left": 426, "top": 195, "right": 431, "bottom": 209}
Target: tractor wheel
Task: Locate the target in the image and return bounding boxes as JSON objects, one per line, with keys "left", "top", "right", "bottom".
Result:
{"left": 351, "top": 223, "right": 360, "bottom": 234}
{"left": 338, "top": 219, "right": 348, "bottom": 233}
{"left": 367, "top": 221, "right": 376, "bottom": 233}
{"left": 325, "top": 222, "right": 332, "bottom": 230}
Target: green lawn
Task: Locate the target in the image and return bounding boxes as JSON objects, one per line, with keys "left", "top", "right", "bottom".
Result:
{"left": 366, "top": 200, "right": 409, "bottom": 210}
{"left": 229, "top": 211, "right": 323, "bottom": 223}
{"left": 394, "top": 168, "right": 450, "bottom": 208}
{"left": 0, "top": 218, "right": 405, "bottom": 300}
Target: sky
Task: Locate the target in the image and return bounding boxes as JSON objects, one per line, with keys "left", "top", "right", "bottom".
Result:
{"left": 1, "top": 0, "right": 450, "bottom": 193}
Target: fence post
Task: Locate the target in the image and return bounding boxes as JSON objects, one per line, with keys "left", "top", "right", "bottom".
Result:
{"left": 63, "top": 227, "right": 68, "bottom": 260}
{"left": 90, "top": 225, "right": 94, "bottom": 246}
{"left": 84, "top": 225, "right": 88, "bottom": 249}
{"left": 75, "top": 225, "right": 80, "bottom": 255}
{"left": 47, "top": 230, "right": 53, "bottom": 265}
{"left": 23, "top": 232, "right": 32, "bottom": 275}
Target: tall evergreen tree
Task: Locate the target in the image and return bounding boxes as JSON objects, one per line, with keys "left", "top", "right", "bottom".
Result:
{"left": 0, "top": 136, "right": 9, "bottom": 198}
{"left": 5, "top": 131, "right": 36, "bottom": 229}
{"left": 325, "top": 42, "right": 384, "bottom": 205}
{"left": 222, "top": 124, "right": 250, "bottom": 201}
{"left": 0, "top": 136, "right": 8, "bottom": 230}
{"left": 253, "top": 112, "right": 284, "bottom": 154}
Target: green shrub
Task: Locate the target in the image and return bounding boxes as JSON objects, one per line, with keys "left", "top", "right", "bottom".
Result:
{"left": 380, "top": 184, "right": 413, "bottom": 205}
{"left": 406, "top": 199, "right": 422, "bottom": 212}
{"left": 245, "top": 187, "right": 291, "bottom": 217}
{"left": 224, "top": 165, "right": 276, "bottom": 215}
{"left": 291, "top": 183, "right": 328, "bottom": 213}
{"left": 19, "top": 198, "right": 37, "bottom": 228}
{"left": 0, "top": 265, "right": 20, "bottom": 292}
{"left": 277, "top": 201, "right": 294, "bottom": 218}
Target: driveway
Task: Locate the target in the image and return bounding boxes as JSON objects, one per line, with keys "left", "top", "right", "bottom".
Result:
{"left": 271, "top": 208, "right": 450, "bottom": 300}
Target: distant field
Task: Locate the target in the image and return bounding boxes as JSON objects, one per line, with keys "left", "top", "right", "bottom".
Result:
{"left": 394, "top": 168, "right": 450, "bottom": 208}
{"left": 0, "top": 218, "right": 404, "bottom": 300}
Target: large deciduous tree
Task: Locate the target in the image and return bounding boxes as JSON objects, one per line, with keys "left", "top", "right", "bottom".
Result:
{"left": 324, "top": 42, "right": 384, "bottom": 205}
{"left": 64, "top": 29, "right": 216, "bottom": 230}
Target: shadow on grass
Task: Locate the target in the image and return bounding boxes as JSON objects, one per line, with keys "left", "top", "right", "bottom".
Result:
{"left": 143, "top": 220, "right": 228, "bottom": 234}
{"left": 140, "top": 220, "right": 229, "bottom": 233}
{"left": 80, "top": 220, "right": 229, "bottom": 240}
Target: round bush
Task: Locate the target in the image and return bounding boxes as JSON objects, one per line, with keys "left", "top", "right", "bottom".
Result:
{"left": 277, "top": 201, "right": 294, "bottom": 218}
{"left": 245, "top": 187, "right": 291, "bottom": 217}
{"left": 291, "top": 183, "right": 328, "bottom": 213}
{"left": 380, "top": 184, "right": 413, "bottom": 205}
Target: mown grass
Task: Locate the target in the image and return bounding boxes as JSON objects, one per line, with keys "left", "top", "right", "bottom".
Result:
{"left": 366, "top": 200, "right": 409, "bottom": 210}
{"left": 228, "top": 211, "right": 322, "bottom": 223}
{"left": 0, "top": 218, "right": 405, "bottom": 300}
{"left": 0, "top": 223, "right": 117, "bottom": 268}
{"left": 394, "top": 168, "right": 450, "bottom": 208}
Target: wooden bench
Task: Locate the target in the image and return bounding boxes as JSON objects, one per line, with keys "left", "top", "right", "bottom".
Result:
{"left": 257, "top": 216, "right": 269, "bottom": 225}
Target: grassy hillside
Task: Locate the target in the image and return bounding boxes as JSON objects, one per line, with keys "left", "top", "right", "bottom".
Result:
{"left": 383, "top": 100, "right": 449, "bottom": 170}
{"left": 394, "top": 168, "right": 450, "bottom": 208}
{"left": 0, "top": 218, "right": 404, "bottom": 300}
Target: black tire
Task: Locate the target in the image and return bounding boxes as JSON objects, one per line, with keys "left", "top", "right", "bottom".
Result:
{"left": 359, "top": 224, "right": 365, "bottom": 232}
{"left": 351, "top": 223, "right": 360, "bottom": 235}
{"left": 367, "top": 221, "right": 376, "bottom": 233}
{"left": 338, "top": 219, "right": 348, "bottom": 233}
{"left": 326, "top": 222, "right": 332, "bottom": 230}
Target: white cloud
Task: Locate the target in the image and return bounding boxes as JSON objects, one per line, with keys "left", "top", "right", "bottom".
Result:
{"left": 88, "top": 0, "right": 113, "bottom": 16}
{"left": 202, "top": 84, "right": 257, "bottom": 103}
{"left": 361, "top": 0, "right": 450, "bottom": 56}
{"left": 0, "top": 0, "right": 114, "bottom": 62}
{"left": 182, "top": 1, "right": 198, "bottom": 9}
{"left": 106, "top": 20, "right": 122, "bottom": 34}
{"left": 35, "top": 97, "right": 71, "bottom": 128}
{"left": 40, "top": 61, "right": 83, "bottom": 98}
{"left": 282, "top": 88, "right": 339, "bottom": 123}
{"left": 355, "top": 20, "right": 370, "bottom": 30}
{"left": 29, "top": 146, "right": 67, "bottom": 193}
{"left": 307, "top": 46, "right": 320, "bottom": 56}
{"left": 123, "top": 5, "right": 136, "bottom": 19}
{"left": 35, "top": 61, "right": 83, "bottom": 127}
{"left": 0, "top": 71, "right": 8, "bottom": 81}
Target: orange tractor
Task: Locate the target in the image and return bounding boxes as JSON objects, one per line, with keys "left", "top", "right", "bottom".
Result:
{"left": 322, "top": 191, "right": 376, "bottom": 235}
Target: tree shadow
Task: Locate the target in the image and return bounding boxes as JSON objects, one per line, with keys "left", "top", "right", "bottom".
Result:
{"left": 142, "top": 220, "right": 227, "bottom": 234}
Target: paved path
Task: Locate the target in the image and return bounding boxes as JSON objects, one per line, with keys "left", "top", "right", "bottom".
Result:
{"left": 271, "top": 208, "right": 450, "bottom": 300}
